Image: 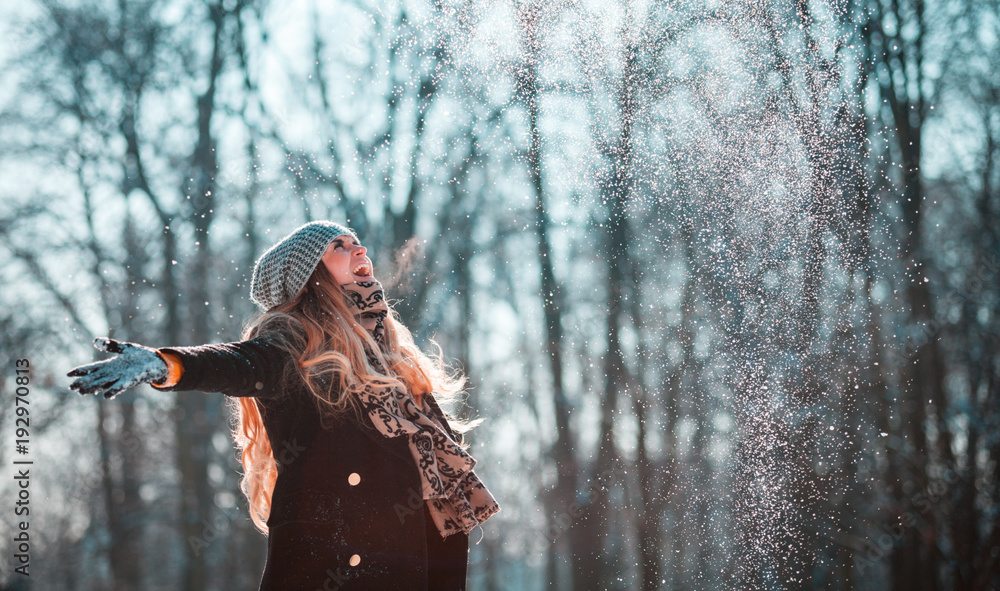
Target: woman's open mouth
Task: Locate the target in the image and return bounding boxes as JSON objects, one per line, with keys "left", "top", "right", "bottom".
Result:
{"left": 352, "top": 261, "right": 372, "bottom": 277}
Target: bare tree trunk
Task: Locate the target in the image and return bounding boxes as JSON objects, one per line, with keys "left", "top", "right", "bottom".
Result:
{"left": 671, "top": 232, "right": 700, "bottom": 590}
{"left": 513, "top": 4, "right": 579, "bottom": 589}
{"left": 759, "top": 0, "right": 858, "bottom": 583}
{"left": 952, "top": 102, "right": 1000, "bottom": 591}
{"left": 78, "top": 143, "right": 148, "bottom": 589}
{"left": 628, "top": 279, "right": 664, "bottom": 591}
{"left": 867, "top": 0, "right": 946, "bottom": 586}
{"left": 115, "top": 216, "right": 150, "bottom": 590}
{"left": 577, "top": 30, "right": 642, "bottom": 590}
{"left": 173, "top": 4, "right": 225, "bottom": 589}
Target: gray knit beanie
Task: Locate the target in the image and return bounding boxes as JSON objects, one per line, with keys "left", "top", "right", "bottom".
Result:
{"left": 250, "top": 220, "right": 357, "bottom": 310}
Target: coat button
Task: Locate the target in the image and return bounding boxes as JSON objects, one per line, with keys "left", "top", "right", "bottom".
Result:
{"left": 348, "top": 473, "right": 361, "bottom": 486}
{"left": 349, "top": 554, "right": 361, "bottom": 567}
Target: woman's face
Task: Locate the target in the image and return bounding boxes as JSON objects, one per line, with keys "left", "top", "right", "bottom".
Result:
{"left": 321, "top": 234, "right": 374, "bottom": 284}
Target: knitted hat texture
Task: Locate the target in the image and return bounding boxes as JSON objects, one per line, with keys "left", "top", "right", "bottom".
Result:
{"left": 250, "top": 221, "right": 356, "bottom": 310}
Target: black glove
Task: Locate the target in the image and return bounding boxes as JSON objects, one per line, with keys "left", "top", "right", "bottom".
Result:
{"left": 67, "top": 338, "right": 169, "bottom": 399}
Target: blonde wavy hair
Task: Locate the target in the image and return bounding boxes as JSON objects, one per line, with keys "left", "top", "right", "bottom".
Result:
{"left": 230, "top": 263, "right": 467, "bottom": 533}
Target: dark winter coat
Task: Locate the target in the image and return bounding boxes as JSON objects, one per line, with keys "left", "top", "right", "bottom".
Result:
{"left": 154, "top": 335, "right": 469, "bottom": 591}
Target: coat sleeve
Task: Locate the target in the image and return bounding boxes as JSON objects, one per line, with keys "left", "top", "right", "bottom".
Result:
{"left": 151, "top": 334, "right": 294, "bottom": 398}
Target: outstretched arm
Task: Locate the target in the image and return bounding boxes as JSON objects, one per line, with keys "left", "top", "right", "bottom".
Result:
{"left": 151, "top": 336, "right": 292, "bottom": 397}
{"left": 68, "top": 335, "right": 293, "bottom": 399}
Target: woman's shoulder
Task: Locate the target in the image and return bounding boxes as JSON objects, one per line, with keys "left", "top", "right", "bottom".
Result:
{"left": 247, "top": 315, "right": 305, "bottom": 346}
{"left": 241, "top": 322, "right": 307, "bottom": 366}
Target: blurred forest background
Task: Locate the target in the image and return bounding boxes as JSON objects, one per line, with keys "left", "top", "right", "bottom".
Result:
{"left": 0, "top": 0, "right": 998, "bottom": 589}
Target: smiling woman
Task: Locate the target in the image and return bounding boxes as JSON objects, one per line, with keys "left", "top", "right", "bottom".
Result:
{"left": 66, "top": 220, "right": 499, "bottom": 591}
{"left": 322, "top": 234, "right": 375, "bottom": 283}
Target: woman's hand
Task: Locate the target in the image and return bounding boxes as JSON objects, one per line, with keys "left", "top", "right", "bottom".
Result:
{"left": 67, "top": 338, "right": 169, "bottom": 399}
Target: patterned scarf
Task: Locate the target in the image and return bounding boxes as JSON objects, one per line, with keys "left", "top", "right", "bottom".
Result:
{"left": 341, "top": 280, "right": 500, "bottom": 538}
